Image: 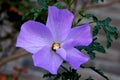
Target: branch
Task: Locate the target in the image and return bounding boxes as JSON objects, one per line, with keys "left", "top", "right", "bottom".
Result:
{"left": 81, "top": 65, "right": 109, "bottom": 80}
{"left": 0, "top": 52, "right": 29, "bottom": 67}
{"left": 83, "top": 0, "right": 120, "bottom": 10}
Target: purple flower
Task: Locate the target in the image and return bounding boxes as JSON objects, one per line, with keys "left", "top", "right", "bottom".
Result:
{"left": 16, "top": 6, "right": 92, "bottom": 74}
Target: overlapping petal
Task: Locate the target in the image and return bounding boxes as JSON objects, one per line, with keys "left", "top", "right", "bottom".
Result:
{"left": 16, "top": 20, "right": 53, "bottom": 54}
{"left": 65, "top": 48, "right": 89, "bottom": 69}
{"left": 32, "top": 46, "right": 63, "bottom": 74}
{"left": 46, "top": 6, "right": 74, "bottom": 42}
{"left": 56, "top": 48, "right": 66, "bottom": 60}
{"left": 64, "top": 24, "right": 92, "bottom": 47}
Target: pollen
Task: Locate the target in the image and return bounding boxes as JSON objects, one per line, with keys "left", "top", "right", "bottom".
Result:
{"left": 52, "top": 43, "right": 60, "bottom": 51}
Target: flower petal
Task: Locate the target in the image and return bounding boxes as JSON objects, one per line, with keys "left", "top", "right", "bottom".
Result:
{"left": 65, "top": 24, "right": 92, "bottom": 47}
{"left": 56, "top": 48, "right": 66, "bottom": 60}
{"left": 65, "top": 48, "right": 89, "bottom": 69}
{"left": 46, "top": 6, "right": 74, "bottom": 42}
{"left": 32, "top": 46, "right": 63, "bottom": 74}
{"left": 16, "top": 20, "right": 53, "bottom": 54}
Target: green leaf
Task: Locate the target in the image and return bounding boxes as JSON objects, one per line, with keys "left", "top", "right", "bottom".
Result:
{"left": 76, "top": 40, "right": 106, "bottom": 60}
{"left": 43, "top": 65, "right": 81, "bottom": 80}
{"left": 92, "top": 0, "right": 104, "bottom": 3}
{"left": 22, "top": 8, "right": 48, "bottom": 23}
{"left": 113, "top": 31, "right": 118, "bottom": 39}
{"left": 43, "top": 73, "right": 54, "bottom": 78}
{"left": 92, "top": 25, "right": 101, "bottom": 36}
{"left": 84, "top": 14, "right": 94, "bottom": 19}
{"left": 79, "top": 13, "right": 98, "bottom": 22}
{"left": 43, "top": 73, "right": 61, "bottom": 80}
{"left": 81, "top": 13, "right": 118, "bottom": 48}
{"left": 101, "top": 0, "right": 104, "bottom": 2}
{"left": 85, "top": 76, "right": 94, "bottom": 80}
{"left": 88, "top": 52, "right": 96, "bottom": 60}
{"left": 61, "top": 68, "right": 81, "bottom": 80}
{"left": 0, "top": 45, "right": 2, "bottom": 52}
{"left": 22, "top": 10, "right": 34, "bottom": 20}
{"left": 93, "top": 0, "right": 99, "bottom": 3}
{"left": 94, "top": 42, "right": 106, "bottom": 53}
{"left": 22, "top": 8, "right": 40, "bottom": 20}
{"left": 106, "top": 32, "right": 112, "bottom": 48}
{"left": 95, "top": 45, "right": 105, "bottom": 53}
{"left": 37, "top": 0, "right": 50, "bottom": 9}
{"left": 54, "top": 2, "right": 62, "bottom": 8}
{"left": 79, "top": 9, "right": 85, "bottom": 16}
{"left": 93, "top": 17, "right": 118, "bottom": 48}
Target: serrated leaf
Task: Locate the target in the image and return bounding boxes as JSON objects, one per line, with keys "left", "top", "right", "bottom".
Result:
{"left": 105, "top": 17, "right": 112, "bottom": 22}
{"left": 84, "top": 14, "right": 94, "bottom": 19}
{"left": 95, "top": 45, "right": 105, "bottom": 53}
{"left": 113, "top": 32, "right": 118, "bottom": 39}
{"left": 76, "top": 40, "right": 106, "bottom": 59}
{"left": 92, "top": 16, "right": 98, "bottom": 21}
{"left": 106, "top": 31, "right": 113, "bottom": 48}
{"left": 61, "top": 68, "right": 80, "bottom": 80}
{"left": 79, "top": 7, "right": 118, "bottom": 49}
{"left": 92, "top": 25, "right": 101, "bottom": 36}
{"left": 94, "top": 42, "right": 106, "bottom": 53}
{"left": 93, "top": 17, "right": 118, "bottom": 48}
{"left": 106, "top": 26, "right": 116, "bottom": 33}
{"left": 80, "top": 13, "right": 98, "bottom": 21}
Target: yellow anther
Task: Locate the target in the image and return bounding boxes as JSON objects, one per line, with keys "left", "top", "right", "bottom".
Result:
{"left": 52, "top": 43, "right": 60, "bottom": 51}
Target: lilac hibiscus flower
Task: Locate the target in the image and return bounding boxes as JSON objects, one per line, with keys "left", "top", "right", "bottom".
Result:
{"left": 16, "top": 6, "right": 92, "bottom": 74}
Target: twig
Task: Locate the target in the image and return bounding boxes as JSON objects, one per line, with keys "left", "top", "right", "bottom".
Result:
{"left": 89, "top": 66, "right": 109, "bottom": 80}
{"left": 61, "top": 65, "right": 69, "bottom": 72}
{"left": 0, "top": 52, "right": 29, "bottom": 67}
{"left": 81, "top": 65, "right": 109, "bottom": 80}
{"left": 72, "top": 0, "right": 78, "bottom": 13}
{"left": 83, "top": 0, "right": 120, "bottom": 10}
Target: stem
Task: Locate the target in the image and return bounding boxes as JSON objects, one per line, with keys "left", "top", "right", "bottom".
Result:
{"left": 81, "top": 65, "right": 109, "bottom": 80}
{"left": 89, "top": 67, "right": 109, "bottom": 80}
{"left": 0, "top": 52, "right": 29, "bottom": 67}
{"left": 93, "top": 37, "right": 97, "bottom": 41}
{"left": 65, "top": 0, "right": 73, "bottom": 11}
{"left": 61, "top": 65, "right": 69, "bottom": 72}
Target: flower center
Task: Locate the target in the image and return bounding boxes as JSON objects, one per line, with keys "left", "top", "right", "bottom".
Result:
{"left": 52, "top": 43, "right": 60, "bottom": 51}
